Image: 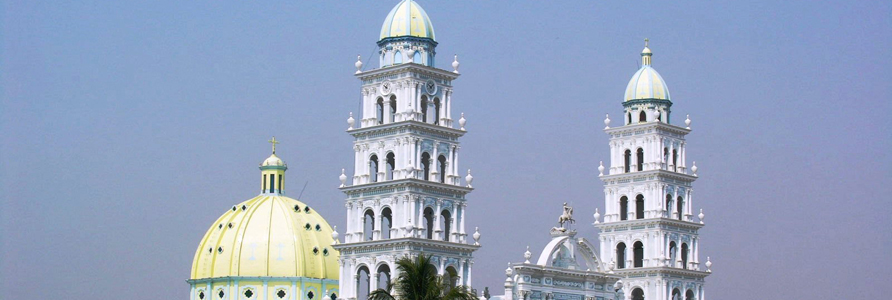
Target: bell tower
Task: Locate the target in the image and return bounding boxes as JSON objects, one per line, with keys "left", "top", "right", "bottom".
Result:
{"left": 595, "top": 40, "right": 711, "bottom": 300}
{"left": 333, "top": 1, "right": 479, "bottom": 300}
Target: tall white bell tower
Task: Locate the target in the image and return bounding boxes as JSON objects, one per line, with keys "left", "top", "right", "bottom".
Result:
{"left": 333, "top": 1, "right": 480, "bottom": 300}
{"left": 594, "top": 40, "right": 711, "bottom": 300}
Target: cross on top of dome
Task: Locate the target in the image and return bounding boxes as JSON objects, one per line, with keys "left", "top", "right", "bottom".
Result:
{"left": 268, "top": 136, "right": 280, "bottom": 154}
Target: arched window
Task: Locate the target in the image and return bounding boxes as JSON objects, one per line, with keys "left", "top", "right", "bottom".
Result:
{"left": 376, "top": 98, "right": 384, "bottom": 124}
{"left": 376, "top": 264, "right": 391, "bottom": 290}
{"left": 437, "top": 155, "right": 447, "bottom": 183}
{"left": 386, "top": 153, "right": 395, "bottom": 180}
{"left": 665, "top": 194, "right": 672, "bottom": 217}
{"left": 413, "top": 51, "right": 422, "bottom": 64}
{"left": 663, "top": 147, "right": 669, "bottom": 167}
{"left": 369, "top": 155, "right": 379, "bottom": 182}
{"left": 268, "top": 175, "right": 275, "bottom": 193}
{"left": 639, "top": 111, "right": 647, "bottom": 122}
{"left": 363, "top": 210, "right": 375, "bottom": 241}
{"left": 389, "top": 95, "right": 397, "bottom": 122}
{"left": 672, "top": 149, "right": 678, "bottom": 171}
{"left": 423, "top": 207, "right": 434, "bottom": 239}
{"left": 633, "top": 241, "right": 644, "bottom": 268}
{"left": 624, "top": 150, "right": 631, "bottom": 173}
{"left": 685, "top": 290, "right": 694, "bottom": 300}
{"left": 421, "top": 153, "right": 431, "bottom": 181}
{"left": 443, "top": 266, "right": 459, "bottom": 292}
{"left": 263, "top": 174, "right": 267, "bottom": 193}
{"left": 627, "top": 112, "right": 632, "bottom": 125}
{"left": 616, "top": 242, "right": 627, "bottom": 269}
{"left": 433, "top": 98, "right": 441, "bottom": 125}
{"left": 636, "top": 148, "right": 644, "bottom": 171}
{"left": 356, "top": 266, "right": 370, "bottom": 300}
{"left": 677, "top": 196, "right": 684, "bottom": 221}
{"left": 381, "top": 207, "right": 393, "bottom": 239}
{"left": 620, "top": 196, "right": 629, "bottom": 221}
{"left": 420, "top": 96, "right": 428, "bottom": 123}
{"left": 440, "top": 209, "right": 452, "bottom": 241}
{"left": 635, "top": 194, "right": 645, "bottom": 219}
{"left": 394, "top": 50, "right": 402, "bottom": 64}
{"left": 631, "top": 288, "right": 644, "bottom": 300}
{"left": 671, "top": 289, "right": 681, "bottom": 300}
{"left": 669, "top": 241, "right": 677, "bottom": 266}
{"left": 681, "top": 243, "right": 689, "bottom": 269}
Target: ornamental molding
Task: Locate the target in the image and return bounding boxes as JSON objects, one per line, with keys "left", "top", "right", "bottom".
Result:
{"left": 595, "top": 218, "right": 704, "bottom": 231}
{"left": 332, "top": 237, "right": 480, "bottom": 253}
{"left": 605, "top": 122, "right": 690, "bottom": 137}
{"left": 357, "top": 62, "right": 459, "bottom": 83}
{"left": 600, "top": 170, "right": 697, "bottom": 185}
{"left": 348, "top": 121, "right": 467, "bottom": 140}
{"left": 611, "top": 267, "right": 709, "bottom": 279}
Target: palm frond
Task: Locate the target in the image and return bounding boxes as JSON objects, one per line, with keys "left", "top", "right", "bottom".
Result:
{"left": 443, "top": 285, "right": 478, "bottom": 300}
{"left": 369, "top": 288, "right": 395, "bottom": 300}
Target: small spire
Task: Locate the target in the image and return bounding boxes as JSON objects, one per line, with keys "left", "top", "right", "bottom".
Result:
{"left": 268, "top": 136, "right": 280, "bottom": 154}
{"left": 641, "top": 38, "right": 653, "bottom": 66}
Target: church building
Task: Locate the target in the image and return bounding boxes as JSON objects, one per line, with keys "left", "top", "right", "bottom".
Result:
{"left": 187, "top": 1, "right": 715, "bottom": 300}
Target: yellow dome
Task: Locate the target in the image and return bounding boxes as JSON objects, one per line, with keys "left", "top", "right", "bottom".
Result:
{"left": 190, "top": 194, "right": 340, "bottom": 280}
{"left": 624, "top": 65, "right": 670, "bottom": 101}
{"left": 380, "top": 0, "right": 436, "bottom": 41}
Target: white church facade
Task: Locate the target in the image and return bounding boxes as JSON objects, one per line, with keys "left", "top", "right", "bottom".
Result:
{"left": 188, "top": 1, "right": 714, "bottom": 300}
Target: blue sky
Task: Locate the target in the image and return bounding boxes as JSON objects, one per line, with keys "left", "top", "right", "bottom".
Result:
{"left": 2, "top": 1, "right": 890, "bottom": 299}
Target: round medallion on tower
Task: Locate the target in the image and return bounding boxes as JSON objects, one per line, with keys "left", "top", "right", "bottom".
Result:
{"left": 624, "top": 39, "right": 671, "bottom": 101}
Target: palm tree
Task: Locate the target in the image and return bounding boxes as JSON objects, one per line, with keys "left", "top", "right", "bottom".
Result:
{"left": 368, "top": 254, "right": 478, "bottom": 300}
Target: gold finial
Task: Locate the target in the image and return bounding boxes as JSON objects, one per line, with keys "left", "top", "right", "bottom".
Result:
{"left": 268, "top": 136, "right": 280, "bottom": 154}
{"left": 644, "top": 38, "right": 649, "bottom": 47}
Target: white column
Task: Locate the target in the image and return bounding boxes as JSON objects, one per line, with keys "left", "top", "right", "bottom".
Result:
{"left": 466, "top": 260, "right": 473, "bottom": 287}
{"left": 431, "top": 142, "right": 439, "bottom": 181}
{"left": 446, "top": 90, "right": 453, "bottom": 123}
{"left": 434, "top": 201, "right": 443, "bottom": 240}
{"left": 383, "top": 98, "right": 392, "bottom": 123}
{"left": 459, "top": 203, "right": 466, "bottom": 238}
{"left": 357, "top": 205, "right": 364, "bottom": 240}
{"left": 345, "top": 203, "right": 353, "bottom": 242}
{"left": 291, "top": 281, "right": 297, "bottom": 300}
{"left": 415, "top": 139, "right": 422, "bottom": 179}
{"left": 454, "top": 146, "right": 461, "bottom": 185}
{"left": 450, "top": 208, "right": 458, "bottom": 242}
{"left": 416, "top": 197, "right": 424, "bottom": 236}
{"left": 409, "top": 82, "right": 417, "bottom": 121}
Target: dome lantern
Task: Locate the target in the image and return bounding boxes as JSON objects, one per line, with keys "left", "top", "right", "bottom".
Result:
{"left": 641, "top": 38, "right": 652, "bottom": 66}
{"left": 260, "top": 137, "right": 287, "bottom": 195}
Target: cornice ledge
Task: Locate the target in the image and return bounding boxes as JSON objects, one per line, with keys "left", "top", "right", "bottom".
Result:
{"left": 356, "top": 63, "right": 460, "bottom": 81}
